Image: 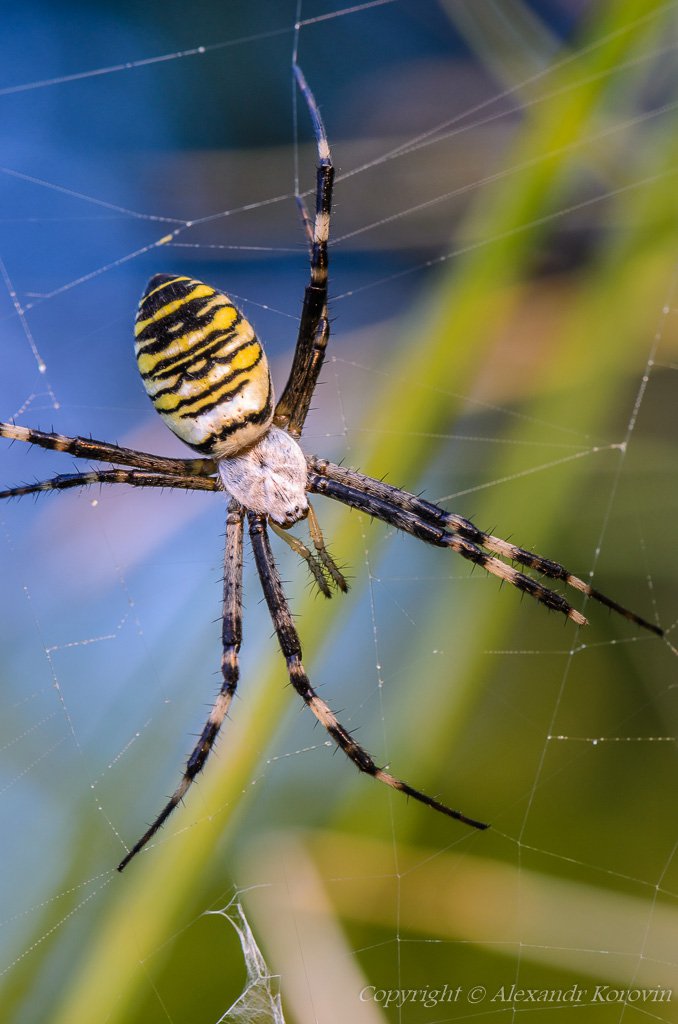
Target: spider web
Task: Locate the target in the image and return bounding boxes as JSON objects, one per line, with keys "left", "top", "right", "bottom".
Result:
{"left": 1, "top": 2, "right": 678, "bottom": 1022}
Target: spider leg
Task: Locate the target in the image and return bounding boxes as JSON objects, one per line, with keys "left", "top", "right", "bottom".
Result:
{"left": 274, "top": 65, "right": 333, "bottom": 438}
{"left": 248, "top": 511, "right": 488, "bottom": 832}
{"left": 307, "top": 470, "right": 588, "bottom": 626}
{"left": 295, "top": 193, "right": 315, "bottom": 250}
{"left": 307, "top": 501, "right": 348, "bottom": 592}
{"left": 268, "top": 517, "right": 333, "bottom": 598}
{"left": 117, "top": 501, "right": 244, "bottom": 871}
{"left": 0, "top": 421, "right": 216, "bottom": 477}
{"left": 308, "top": 457, "right": 663, "bottom": 637}
{"left": 0, "top": 469, "right": 219, "bottom": 500}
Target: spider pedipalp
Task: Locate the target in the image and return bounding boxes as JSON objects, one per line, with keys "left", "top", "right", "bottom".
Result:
{"left": 0, "top": 64, "right": 663, "bottom": 873}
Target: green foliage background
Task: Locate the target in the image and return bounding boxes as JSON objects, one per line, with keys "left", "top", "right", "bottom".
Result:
{"left": 1, "top": 2, "right": 677, "bottom": 1022}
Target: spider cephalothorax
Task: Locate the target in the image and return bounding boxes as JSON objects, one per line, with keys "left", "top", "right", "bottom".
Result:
{"left": 0, "top": 65, "right": 663, "bottom": 873}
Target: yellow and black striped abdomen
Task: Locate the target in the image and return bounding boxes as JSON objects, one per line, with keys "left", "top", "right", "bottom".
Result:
{"left": 134, "top": 275, "right": 273, "bottom": 456}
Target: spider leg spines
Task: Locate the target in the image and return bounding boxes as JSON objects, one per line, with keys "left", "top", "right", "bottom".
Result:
{"left": 587, "top": 585, "right": 663, "bottom": 637}
{"left": 306, "top": 501, "right": 348, "bottom": 593}
{"left": 305, "top": 664, "right": 487, "bottom": 829}
{"left": 0, "top": 469, "right": 219, "bottom": 500}
{"left": 0, "top": 420, "right": 217, "bottom": 477}
{"left": 186, "top": 717, "right": 223, "bottom": 775}
{"left": 273, "top": 66, "right": 333, "bottom": 436}
{"left": 268, "top": 517, "right": 333, "bottom": 598}
{"left": 447, "top": 537, "right": 588, "bottom": 626}
{"left": 117, "top": 784, "right": 189, "bottom": 872}
{"left": 310, "top": 471, "right": 588, "bottom": 625}
{"left": 9, "top": 55, "right": 664, "bottom": 880}
{"left": 309, "top": 458, "right": 662, "bottom": 636}
{"left": 446, "top": 532, "right": 661, "bottom": 633}
{"left": 249, "top": 512, "right": 485, "bottom": 831}
{"left": 378, "top": 773, "right": 490, "bottom": 830}
{"left": 117, "top": 503, "right": 244, "bottom": 872}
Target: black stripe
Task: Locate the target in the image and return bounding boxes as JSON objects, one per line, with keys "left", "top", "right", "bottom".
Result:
{"left": 151, "top": 346, "right": 263, "bottom": 402}
{"left": 169, "top": 352, "right": 264, "bottom": 417}
{"left": 136, "top": 302, "right": 241, "bottom": 357}
{"left": 145, "top": 335, "right": 256, "bottom": 389}
{"left": 140, "top": 321, "right": 250, "bottom": 383}
{"left": 136, "top": 280, "right": 209, "bottom": 328}
{"left": 135, "top": 295, "right": 234, "bottom": 351}
{"left": 186, "top": 722, "right": 220, "bottom": 777}
{"left": 190, "top": 389, "right": 273, "bottom": 452}
{"left": 175, "top": 377, "right": 250, "bottom": 419}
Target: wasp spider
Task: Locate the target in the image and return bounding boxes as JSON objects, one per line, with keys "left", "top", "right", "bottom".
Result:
{"left": 0, "top": 67, "right": 663, "bottom": 872}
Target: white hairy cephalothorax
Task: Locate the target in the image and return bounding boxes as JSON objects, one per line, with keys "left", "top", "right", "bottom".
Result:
{"left": 0, "top": 65, "right": 661, "bottom": 876}
{"left": 217, "top": 425, "right": 309, "bottom": 527}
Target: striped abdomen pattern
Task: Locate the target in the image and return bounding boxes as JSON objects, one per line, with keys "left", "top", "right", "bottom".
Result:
{"left": 134, "top": 275, "right": 273, "bottom": 456}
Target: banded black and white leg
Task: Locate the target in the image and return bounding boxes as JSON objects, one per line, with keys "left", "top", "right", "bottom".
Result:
{"left": 274, "top": 64, "right": 334, "bottom": 439}
{"left": 0, "top": 469, "right": 220, "bottom": 500}
{"left": 248, "top": 511, "right": 488, "bottom": 831}
{"left": 117, "top": 501, "right": 244, "bottom": 871}
{"left": 306, "top": 457, "right": 663, "bottom": 637}
{"left": 0, "top": 421, "right": 216, "bottom": 478}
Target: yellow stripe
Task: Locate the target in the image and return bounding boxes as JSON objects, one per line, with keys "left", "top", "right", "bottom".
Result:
{"left": 152, "top": 343, "right": 261, "bottom": 414}
{"left": 135, "top": 301, "right": 238, "bottom": 354}
{"left": 195, "top": 295, "right": 230, "bottom": 319}
{"left": 156, "top": 373, "right": 248, "bottom": 417}
{"left": 144, "top": 275, "right": 192, "bottom": 301}
{"left": 136, "top": 306, "right": 242, "bottom": 376}
{"left": 134, "top": 283, "right": 214, "bottom": 336}
{"left": 133, "top": 273, "right": 274, "bottom": 455}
